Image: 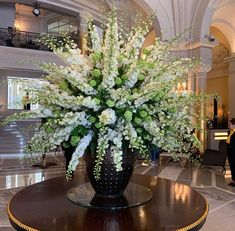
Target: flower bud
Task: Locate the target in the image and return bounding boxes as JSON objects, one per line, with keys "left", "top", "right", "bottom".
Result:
{"left": 124, "top": 110, "right": 133, "bottom": 122}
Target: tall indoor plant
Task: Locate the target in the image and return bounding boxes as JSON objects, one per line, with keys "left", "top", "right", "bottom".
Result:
{"left": 4, "top": 9, "right": 205, "bottom": 196}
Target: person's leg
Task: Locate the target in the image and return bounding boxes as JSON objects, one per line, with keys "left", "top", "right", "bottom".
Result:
{"left": 230, "top": 154, "right": 235, "bottom": 181}
{"left": 227, "top": 151, "right": 235, "bottom": 185}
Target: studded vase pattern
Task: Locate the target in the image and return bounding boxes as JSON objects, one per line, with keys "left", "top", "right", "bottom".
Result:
{"left": 85, "top": 148, "right": 135, "bottom": 196}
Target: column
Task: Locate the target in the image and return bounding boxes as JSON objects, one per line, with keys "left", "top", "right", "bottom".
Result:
{"left": 78, "top": 11, "right": 89, "bottom": 54}
{"left": 225, "top": 55, "right": 235, "bottom": 119}
{"left": 194, "top": 64, "right": 212, "bottom": 152}
{"left": 187, "top": 70, "right": 195, "bottom": 93}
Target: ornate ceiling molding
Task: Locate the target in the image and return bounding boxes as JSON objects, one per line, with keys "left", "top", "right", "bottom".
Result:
{"left": 212, "top": 42, "right": 230, "bottom": 63}
{"left": 194, "top": 63, "right": 212, "bottom": 74}
{"left": 224, "top": 54, "right": 235, "bottom": 63}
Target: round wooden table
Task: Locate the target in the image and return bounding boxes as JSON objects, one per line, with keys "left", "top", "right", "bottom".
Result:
{"left": 7, "top": 174, "right": 208, "bottom": 231}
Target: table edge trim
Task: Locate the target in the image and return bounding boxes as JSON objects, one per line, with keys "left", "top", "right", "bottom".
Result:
{"left": 7, "top": 198, "right": 40, "bottom": 231}
{"left": 176, "top": 199, "right": 209, "bottom": 231}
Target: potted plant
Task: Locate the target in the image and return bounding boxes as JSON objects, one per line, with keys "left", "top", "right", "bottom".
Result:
{"left": 4, "top": 9, "right": 205, "bottom": 197}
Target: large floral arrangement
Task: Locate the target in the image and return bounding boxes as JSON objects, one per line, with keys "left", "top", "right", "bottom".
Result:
{"left": 5, "top": 10, "right": 204, "bottom": 180}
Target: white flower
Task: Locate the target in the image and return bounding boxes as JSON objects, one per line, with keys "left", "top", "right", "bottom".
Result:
{"left": 124, "top": 66, "right": 139, "bottom": 89}
{"left": 68, "top": 131, "right": 93, "bottom": 171}
{"left": 99, "top": 109, "right": 117, "bottom": 125}
{"left": 101, "top": 13, "right": 119, "bottom": 89}
{"left": 43, "top": 109, "right": 52, "bottom": 116}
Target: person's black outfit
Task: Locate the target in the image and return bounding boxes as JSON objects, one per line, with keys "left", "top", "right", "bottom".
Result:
{"left": 227, "top": 131, "right": 235, "bottom": 186}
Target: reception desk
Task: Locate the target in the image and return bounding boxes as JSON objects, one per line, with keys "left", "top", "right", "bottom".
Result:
{"left": 207, "top": 129, "right": 228, "bottom": 150}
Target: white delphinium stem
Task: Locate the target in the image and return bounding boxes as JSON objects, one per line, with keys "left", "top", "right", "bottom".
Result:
{"left": 55, "top": 47, "right": 91, "bottom": 73}
{"left": 66, "top": 69, "right": 97, "bottom": 95}
{"left": 123, "top": 123, "right": 147, "bottom": 155}
{"left": 39, "top": 84, "right": 100, "bottom": 111}
{"left": 94, "top": 128, "right": 125, "bottom": 179}
{"left": 39, "top": 63, "right": 97, "bottom": 96}
{"left": 58, "top": 112, "right": 90, "bottom": 127}
{"left": 111, "top": 132, "right": 123, "bottom": 172}
{"left": 109, "top": 88, "right": 132, "bottom": 107}
{"left": 2, "top": 107, "right": 60, "bottom": 126}
{"left": 133, "top": 77, "right": 176, "bottom": 108}
{"left": 27, "top": 130, "right": 52, "bottom": 153}
{"left": 101, "top": 10, "right": 119, "bottom": 89}
{"left": 67, "top": 131, "right": 94, "bottom": 179}
{"left": 124, "top": 64, "right": 139, "bottom": 89}
{"left": 121, "top": 17, "right": 151, "bottom": 66}
{"left": 29, "top": 112, "right": 91, "bottom": 153}
{"left": 94, "top": 128, "right": 110, "bottom": 180}
{"left": 87, "top": 20, "right": 101, "bottom": 52}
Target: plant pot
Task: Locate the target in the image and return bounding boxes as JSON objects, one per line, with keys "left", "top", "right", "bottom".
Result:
{"left": 85, "top": 147, "right": 135, "bottom": 196}
{"left": 61, "top": 146, "right": 75, "bottom": 171}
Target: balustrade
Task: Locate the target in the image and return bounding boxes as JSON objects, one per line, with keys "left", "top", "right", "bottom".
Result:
{"left": 0, "top": 28, "right": 79, "bottom": 51}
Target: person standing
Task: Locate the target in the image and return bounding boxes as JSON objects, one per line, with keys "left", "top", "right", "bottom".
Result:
{"left": 227, "top": 118, "right": 235, "bottom": 186}
{"left": 22, "top": 92, "right": 30, "bottom": 110}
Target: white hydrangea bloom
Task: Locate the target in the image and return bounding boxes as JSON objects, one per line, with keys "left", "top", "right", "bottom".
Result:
{"left": 43, "top": 109, "right": 52, "bottom": 117}
{"left": 99, "top": 109, "right": 117, "bottom": 125}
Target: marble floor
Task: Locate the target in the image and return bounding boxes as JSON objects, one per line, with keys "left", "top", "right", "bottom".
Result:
{"left": 0, "top": 121, "right": 235, "bottom": 231}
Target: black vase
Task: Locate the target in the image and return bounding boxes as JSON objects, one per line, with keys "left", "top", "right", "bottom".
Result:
{"left": 62, "top": 146, "right": 75, "bottom": 171}
{"left": 85, "top": 147, "right": 135, "bottom": 196}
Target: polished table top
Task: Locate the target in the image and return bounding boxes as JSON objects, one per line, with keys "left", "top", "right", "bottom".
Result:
{"left": 8, "top": 174, "right": 208, "bottom": 231}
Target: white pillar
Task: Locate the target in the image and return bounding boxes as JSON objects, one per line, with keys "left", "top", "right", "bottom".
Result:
{"left": 194, "top": 64, "right": 212, "bottom": 152}
{"left": 78, "top": 11, "right": 89, "bottom": 54}
{"left": 187, "top": 71, "right": 195, "bottom": 93}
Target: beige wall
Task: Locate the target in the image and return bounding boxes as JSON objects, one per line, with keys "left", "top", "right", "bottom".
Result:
{"left": 207, "top": 76, "right": 228, "bottom": 119}
{"left": 207, "top": 76, "right": 228, "bottom": 103}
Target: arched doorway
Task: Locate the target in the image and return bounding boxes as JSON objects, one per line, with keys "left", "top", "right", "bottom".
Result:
{"left": 207, "top": 26, "right": 230, "bottom": 128}
{"left": 203, "top": 0, "right": 235, "bottom": 119}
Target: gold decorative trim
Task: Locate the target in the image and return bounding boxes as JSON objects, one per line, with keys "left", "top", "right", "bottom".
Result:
{"left": 176, "top": 200, "right": 209, "bottom": 231}
{"left": 7, "top": 198, "right": 40, "bottom": 231}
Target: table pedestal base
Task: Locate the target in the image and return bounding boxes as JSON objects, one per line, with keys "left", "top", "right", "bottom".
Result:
{"left": 67, "top": 182, "right": 152, "bottom": 209}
